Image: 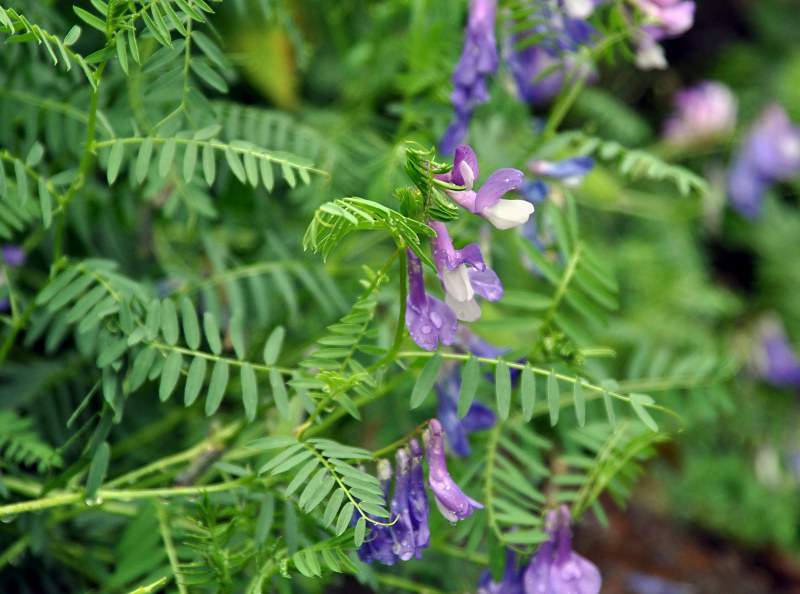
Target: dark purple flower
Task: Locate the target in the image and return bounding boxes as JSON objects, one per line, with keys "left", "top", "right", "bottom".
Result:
{"left": 478, "top": 550, "right": 525, "bottom": 594}
{"left": 436, "top": 366, "right": 497, "bottom": 456}
{"left": 436, "top": 145, "right": 530, "bottom": 229}
{"left": 727, "top": 104, "right": 800, "bottom": 219}
{"left": 389, "top": 448, "right": 417, "bottom": 561}
{"left": 757, "top": 320, "right": 800, "bottom": 388}
{"left": 405, "top": 248, "right": 458, "bottom": 351}
{"left": 357, "top": 459, "right": 398, "bottom": 566}
{"left": 662, "top": 81, "right": 737, "bottom": 147}
{"left": 522, "top": 506, "right": 602, "bottom": 594}
{"left": 441, "top": 0, "right": 499, "bottom": 155}
{"left": 429, "top": 220, "right": 503, "bottom": 322}
{"left": 407, "top": 439, "right": 430, "bottom": 557}
{"left": 423, "top": 418, "right": 484, "bottom": 522}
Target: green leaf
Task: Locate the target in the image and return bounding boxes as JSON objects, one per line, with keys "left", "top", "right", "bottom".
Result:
{"left": 26, "top": 142, "right": 44, "bottom": 167}
{"left": 410, "top": 353, "right": 442, "bottom": 409}
{"left": 336, "top": 502, "right": 355, "bottom": 536}
{"left": 323, "top": 489, "right": 345, "bottom": 527}
{"left": 573, "top": 381, "right": 585, "bottom": 427}
{"left": 230, "top": 313, "right": 245, "bottom": 359}
{"left": 248, "top": 435, "right": 297, "bottom": 450}
{"left": 194, "top": 125, "right": 221, "bottom": 141}
{"left": 502, "top": 529, "right": 551, "bottom": 545}
{"left": 39, "top": 178, "right": 51, "bottom": 228}
{"left": 281, "top": 162, "right": 296, "bottom": 188}
{"left": 521, "top": 365, "right": 536, "bottom": 422}
{"left": 36, "top": 268, "right": 80, "bottom": 305}
{"left": 255, "top": 494, "right": 274, "bottom": 544}
{"left": 73, "top": 6, "right": 105, "bottom": 32}
{"left": 298, "top": 468, "right": 327, "bottom": 508}
{"left": 495, "top": 360, "right": 511, "bottom": 421}
{"left": 202, "top": 142, "right": 216, "bottom": 185}
{"left": 224, "top": 146, "right": 246, "bottom": 183}
{"left": 205, "top": 360, "right": 229, "bottom": 415}
{"left": 602, "top": 390, "right": 616, "bottom": 429}
{"left": 136, "top": 137, "right": 154, "bottom": 183}
{"left": 270, "top": 368, "right": 290, "bottom": 420}
{"left": 354, "top": 517, "right": 366, "bottom": 547}
{"left": 129, "top": 347, "right": 157, "bottom": 392}
{"left": 160, "top": 299, "right": 179, "bottom": 345}
{"left": 183, "top": 140, "right": 198, "bottom": 183}
{"left": 203, "top": 311, "right": 222, "bottom": 354}
{"left": 547, "top": 372, "right": 559, "bottom": 426}
{"left": 145, "top": 298, "right": 161, "bottom": 340}
{"left": 96, "top": 337, "right": 127, "bottom": 368}
{"left": 184, "top": 356, "right": 206, "bottom": 406}
{"left": 243, "top": 151, "right": 258, "bottom": 187}
{"left": 159, "top": 137, "right": 177, "bottom": 177}
{"left": 630, "top": 393, "right": 658, "bottom": 431}
{"left": 159, "top": 351, "right": 182, "bottom": 402}
{"left": 115, "top": 34, "right": 128, "bottom": 74}
{"left": 260, "top": 158, "right": 274, "bottom": 191}
{"left": 85, "top": 441, "right": 110, "bottom": 500}
{"left": 127, "top": 28, "right": 139, "bottom": 63}
{"left": 190, "top": 59, "right": 228, "bottom": 93}
{"left": 106, "top": 140, "right": 124, "bottom": 184}
{"left": 14, "top": 159, "right": 27, "bottom": 204}
{"left": 263, "top": 326, "right": 285, "bottom": 365}
{"left": 180, "top": 297, "right": 200, "bottom": 349}
{"left": 241, "top": 362, "right": 258, "bottom": 422}
{"left": 458, "top": 355, "right": 479, "bottom": 418}
{"left": 64, "top": 25, "right": 81, "bottom": 46}
{"left": 285, "top": 458, "right": 319, "bottom": 497}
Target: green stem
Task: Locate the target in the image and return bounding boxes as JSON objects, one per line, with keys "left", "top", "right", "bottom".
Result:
{"left": 375, "top": 574, "right": 447, "bottom": 594}
{"left": 368, "top": 247, "right": 408, "bottom": 372}
{"left": 0, "top": 536, "right": 29, "bottom": 571}
{"left": 156, "top": 501, "right": 189, "bottom": 594}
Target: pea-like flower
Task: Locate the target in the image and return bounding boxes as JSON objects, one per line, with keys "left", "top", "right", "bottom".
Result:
{"left": 522, "top": 506, "right": 602, "bottom": 594}
{"left": 727, "top": 104, "right": 800, "bottom": 219}
{"left": 429, "top": 220, "right": 503, "bottom": 322}
{"left": 662, "top": 81, "right": 737, "bottom": 147}
{"left": 357, "top": 459, "right": 399, "bottom": 566}
{"left": 423, "top": 418, "right": 484, "bottom": 522}
{"left": 528, "top": 156, "right": 595, "bottom": 187}
{"left": 441, "top": 0, "right": 499, "bottom": 154}
{"left": 630, "top": 0, "right": 695, "bottom": 70}
{"left": 478, "top": 550, "right": 525, "bottom": 594}
{"left": 437, "top": 145, "right": 531, "bottom": 230}
{"left": 407, "top": 439, "right": 431, "bottom": 557}
{"left": 405, "top": 248, "right": 458, "bottom": 351}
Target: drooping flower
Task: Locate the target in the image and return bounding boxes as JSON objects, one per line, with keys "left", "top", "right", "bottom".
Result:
{"left": 429, "top": 220, "right": 503, "bottom": 321}
{"left": 629, "top": 0, "right": 695, "bottom": 70}
{"left": 528, "top": 156, "right": 595, "bottom": 187}
{"left": 662, "top": 81, "right": 737, "bottom": 147}
{"left": 357, "top": 459, "right": 398, "bottom": 566}
{"left": 441, "top": 0, "right": 499, "bottom": 155}
{"left": 727, "top": 104, "right": 800, "bottom": 219}
{"left": 405, "top": 248, "right": 458, "bottom": 351}
{"left": 389, "top": 448, "right": 418, "bottom": 561}
{"left": 756, "top": 319, "right": 800, "bottom": 389}
{"left": 436, "top": 145, "right": 531, "bottom": 229}
{"left": 423, "top": 418, "right": 484, "bottom": 522}
{"left": 522, "top": 506, "right": 602, "bottom": 594}
{"left": 478, "top": 550, "right": 525, "bottom": 594}
{"left": 407, "top": 439, "right": 431, "bottom": 557}
{"left": 436, "top": 365, "right": 497, "bottom": 456}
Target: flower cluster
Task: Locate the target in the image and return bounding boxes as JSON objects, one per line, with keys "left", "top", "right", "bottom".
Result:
{"left": 357, "top": 421, "right": 483, "bottom": 564}
{"left": 662, "top": 81, "right": 737, "bottom": 147}
{"left": 441, "top": 0, "right": 499, "bottom": 154}
{"left": 478, "top": 506, "right": 602, "bottom": 594}
{"left": 727, "top": 104, "right": 800, "bottom": 219}
{"left": 504, "top": 2, "right": 599, "bottom": 106}
{"left": 405, "top": 145, "right": 531, "bottom": 351}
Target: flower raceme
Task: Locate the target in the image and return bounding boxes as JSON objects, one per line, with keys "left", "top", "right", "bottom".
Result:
{"left": 436, "top": 145, "right": 531, "bottom": 230}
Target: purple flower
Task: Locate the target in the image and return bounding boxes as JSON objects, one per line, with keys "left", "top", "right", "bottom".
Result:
{"left": 757, "top": 319, "right": 800, "bottom": 388}
{"left": 727, "top": 104, "right": 800, "bottom": 219}
{"left": 441, "top": 0, "right": 499, "bottom": 154}
{"left": 437, "top": 145, "right": 531, "bottom": 229}
{"left": 405, "top": 248, "right": 458, "bottom": 351}
{"left": 423, "top": 418, "right": 484, "bottom": 522}
{"left": 407, "top": 439, "right": 431, "bottom": 557}
{"left": 429, "top": 220, "right": 503, "bottom": 322}
{"left": 357, "top": 459, "right": 398, "bottom": 566}
{"left": 389, "top": 448, "right": 418, "bottom": 561}
{"left": 630, "top": 0, "right": 695, "bottom": 70}
{"left": 436, "top": 365, "right": 497, "bottom": 456}
{"left": 522, "top": 506, "right": 602, "bottom": 594}
{"left": 1, "top": 245, "right": 26, "bottom": 268}
{"left": 662, "top": 81, "right": 737, "bottom": 147}
{"left": 528, "top": 156, "right": 595, "bottom": 187}
{"left": 478, "top": 550, "right": 525, "bottom": 594}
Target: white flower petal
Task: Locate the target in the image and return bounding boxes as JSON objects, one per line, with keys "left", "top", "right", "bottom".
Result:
{"left": 445, "top": 293, "right": 481, "bottom": 322}
{"left": 459, "top": 160, "right": 475, "bottom": 190}
{"left": 442, "top": 264, "right": 473, "bottom": 302}
{"left": 480, "top": 199, "right": 534, "bottom": 230}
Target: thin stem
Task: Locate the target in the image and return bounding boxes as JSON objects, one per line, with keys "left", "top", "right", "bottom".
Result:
{"left": 368, "top": 247, "right": 408, "bottom": 372}
{"left": 156, "top": 501, "right": 189, "bottom": 594}
{"left": 0, "top": 536, "right": 29, "bottom": 572}
{"left": 376, "top": 574, "right": 447, "bottom": 594}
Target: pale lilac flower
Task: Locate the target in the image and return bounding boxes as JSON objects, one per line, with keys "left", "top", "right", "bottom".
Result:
{"left": 405, "top": 249, "right": 458, "bottom": 351}
{"left": 423, "top": 418, "right": 484, "bottom": 522}
{"left": 478, "top": 550, "right": 525, "bottom": 593}
{"left": 436, "top": 366, "right": 497, "bottom": 456}
{"left": 630, "top": 0, "right": 695, "bottom": 70}
{"left": 727, "top": 104, "right": 800, "bottom": 219}
{"left": 407, "top": 439, "right": 430, "bottom": 557}
{"left": 522, "top": 506, "right": 602, "bottom": 594}
{"left": 663, "top": 81, "right": 737, "bottom": 146}
{"left": 437, "top": 145, "right": 531, "bottom": 229}
{"left": 429, "top": 220, "right": 503, "bottom": 321}
{"left": 441, "top": 0, "right": 499, "bottom": 154}
{"left": 757, "top": 319, "right": 800, "bottom": 388}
